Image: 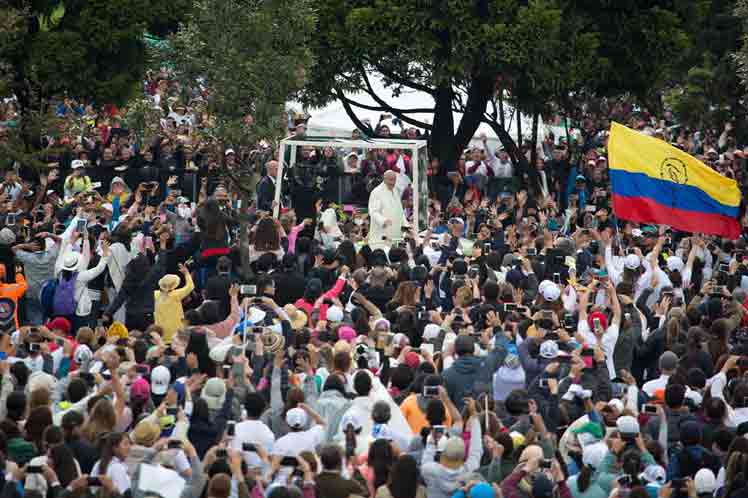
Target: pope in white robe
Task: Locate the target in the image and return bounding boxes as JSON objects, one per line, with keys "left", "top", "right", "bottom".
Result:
{"left": 368, "top": 171, "right": 407, "bottom": 250}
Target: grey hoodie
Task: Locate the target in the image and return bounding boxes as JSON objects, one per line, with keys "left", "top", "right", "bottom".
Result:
{"left": 421, "top": 418, "right": 483, "bottom": 498}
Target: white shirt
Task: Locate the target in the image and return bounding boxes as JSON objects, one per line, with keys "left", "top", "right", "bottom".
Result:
{"left": 272, "top": 425, "right": 324, "bottom": 457}
{"left": 271, "top": 425, "right": 324, "bottom": 484}
{"left": 229, "top": 419, "right": 276, "bottom": 468}
{"left": 577, "top": 320, "right": 620, "bottom": 379}
{"left": 492, "top": 159, "right": 513, "bottom": 178}
{"left": 92, "top": 456, "right": 131, "bottom": 494}
{"left": 642, "top": 374, "right": 670, "bottom": 397}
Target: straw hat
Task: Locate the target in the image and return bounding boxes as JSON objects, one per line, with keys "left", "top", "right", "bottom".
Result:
{"left": 261, "top": 330, "right": 285, "bottom": 354}
{"left": 132, "top": 419, "right": 161, "bottom": 447}
{"left": 283, "top": 304, "right": 308, "bottom": 330}
{"left": 159, "top": 274, "right": 180, "bottom": 292}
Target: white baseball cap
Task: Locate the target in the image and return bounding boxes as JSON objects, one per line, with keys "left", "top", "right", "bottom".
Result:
{"left": 667, "top": 256, "right": 685, "bottom": 273}
{"left": 624, "top": 254, "right": 641, "bottom": 270}
{"left": 151, "top": 365, "right": 171, "bottom": 395}
{"left": 326, "top": 305, "right": 344, "bottom": 323}
{"left": 539, "top": 340, "right": 559, "bottom": 359}
{"left": 423, "top": 323, "right": 441, "bottom": 341}
{"left": 694, "top": 469, "right": 716, "bottom": 495}
{"left": 286, "top": 407, "right": 308, "bottom": 429}
{"left": 541, "top": 284, "right": 561, "bottom": 301}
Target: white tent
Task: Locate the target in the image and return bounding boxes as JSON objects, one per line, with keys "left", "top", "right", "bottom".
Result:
{"left": 293, "top": 73, "right": 566, "bottom": 150}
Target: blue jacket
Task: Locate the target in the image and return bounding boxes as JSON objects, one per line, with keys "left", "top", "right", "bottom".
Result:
{"left": 443, "top": 355, "right": 485, "bottom": 410}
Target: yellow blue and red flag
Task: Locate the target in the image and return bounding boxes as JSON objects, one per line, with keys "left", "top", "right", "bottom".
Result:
{"left": 608, "top": 122, "right": 741, "bottom": 239}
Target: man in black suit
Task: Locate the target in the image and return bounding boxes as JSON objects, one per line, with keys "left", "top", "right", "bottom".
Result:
{"left": 271, "top": 254, "right": 307, "bottom": 306}
{"left": 256, "top": 159, "right": 278, "bottom": 212}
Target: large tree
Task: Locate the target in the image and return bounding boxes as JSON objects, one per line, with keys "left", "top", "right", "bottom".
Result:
{"left": 303, "top": 0, "right": 695, "bottom": 172}
{"left": 156, "top": 0, "right": 315, "bottom": 276}
{"left": 159, "top": 0, "right": 314, "bottom": 155}
{"left": 0, "top": 0, "right": 191, "bottom": 157}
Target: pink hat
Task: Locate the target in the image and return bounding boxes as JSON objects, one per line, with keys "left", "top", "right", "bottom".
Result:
{"left": 404, "top": 351, "right": 420, "bottom": 369}
{"left": 338, "top": 326, "right": 357, "bottom": 343}
{"left": 130, "top": 377, "right": 151, "bottom": 402}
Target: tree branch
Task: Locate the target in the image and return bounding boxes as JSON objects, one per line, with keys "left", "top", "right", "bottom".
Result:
{"left": 367, "top": 60, "right": 436, "bottom": 95}
{"left": 359, "top": 68, "right": 433, "bottom": 130}
{"left": 336, "top": 89, "right": 376, "bottom": 135}
{"left": 342, "top": 94, "right": 434, "bottom": 114}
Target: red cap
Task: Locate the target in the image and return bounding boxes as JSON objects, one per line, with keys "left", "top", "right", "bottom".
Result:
{"left": 404, "top": 351, "right": 420, "bottom": 369}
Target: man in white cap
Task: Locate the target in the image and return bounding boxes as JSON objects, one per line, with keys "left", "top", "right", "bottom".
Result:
{"left": 271, "top": 404, "right": 326, "bottom": 483}
{"left": 368, "top": 170, "right": 407, "bottom": 250}
{"left": 694, "top": 468, "right": 716, "bottom": 497}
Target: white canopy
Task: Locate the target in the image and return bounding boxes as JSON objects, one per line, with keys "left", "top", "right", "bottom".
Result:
{"left": 292, "top": 73, "right": 566, "bottom": 150}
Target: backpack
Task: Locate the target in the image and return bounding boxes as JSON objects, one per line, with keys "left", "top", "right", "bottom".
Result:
{"left": 39, "top": 279, "right": 57, "bottom": 318}
{"left": 51, "top": 273, "right": 78, "bottom": 316}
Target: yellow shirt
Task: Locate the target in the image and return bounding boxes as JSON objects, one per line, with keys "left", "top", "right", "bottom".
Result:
{"left": 154, "top": 273, "right": 194, "bottom": 343}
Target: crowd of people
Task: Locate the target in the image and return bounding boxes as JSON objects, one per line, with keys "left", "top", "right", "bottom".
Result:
{"left": 0, "top": 77, "right": 747, "bottom": 498}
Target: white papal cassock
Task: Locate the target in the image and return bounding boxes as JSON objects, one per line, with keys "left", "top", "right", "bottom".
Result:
{"left": 368, "top": 181, "right": 407, "bottom": 250}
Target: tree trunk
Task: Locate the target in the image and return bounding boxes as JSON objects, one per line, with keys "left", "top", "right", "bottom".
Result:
{"left": 530, "top": 111, "right": 539, "bottom": 171}
{"left": 528, "top": 111, "right": 540, "bottom": 196}
{"left": 430, "top": 84, "right": 457, "bottom": 167}
{"left": 516, "top": 110, "right": 522, "bottom": 151}
{"left": 498, "top": 90, "right": 505, "bottom": 130}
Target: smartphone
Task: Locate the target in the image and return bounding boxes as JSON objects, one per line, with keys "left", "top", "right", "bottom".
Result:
{"left": 216, "top": 449, "right": 228, "bottom": 459}
{"left": 280, "top": 456, "right": 299, "bottom": 467}
{"left": 29, "top": 343, "right": 40, "bottom": 353}
{"left": 592, "top": 318, "right": 601, "bottom": 331}
{"left": 26, "top": 466, "right": 42, "bottom": 474}
{"left": 423, "top": 385, "right": 439, "bottom": 397}
{"left": 223, "top": 365, "right": 231, "bottom": 377}
{"left": 504, "top": 303, "right": 517, "bottom": 312}
{"left": 252, "top": 326, "right": 263, "bottom": 335}
{"left": 6, "top": 214, "right": 15, "bottom": 226}
{"left": 90, "top": 182, "right": 102, "bottom": 189}
{"left": 553, "top": 272, "right": 561, "bottom": 284}
{"left": 542, "top": 310, "right": 553, "bottom": 319}
{"left": 468, "top": 265, "right": 480, "bottom": 278}
{"left": 168, "top": 440, "right": 182, "bottom": 449}
{"left": 227, "top": 421, "right": 235, "bottom": 437}
{"left": 76, "top": 219, "right": 87, "bottom": 233}
{"left": 167, "top": 407, "right": 178, "bottom": 416}
{"left": 240, "top": 284, "right": 256, "bottom": 296}
{"left": 87, "top": 477, "right": 102, "bottom": 486}
{"left": 540, "top": 459, "right": 552, "bottom": 469}
{"left": 243, "top": 443, "right": 257, "bottom": 452}
{"left": 618, "top": 475, "right": 633, "bottom": 487}
{"left": 432, "top": 425, "right": 446, "bottom": 438}
{"left": 538, "top": 378, "right": 549, "bottom": 388}
{"left": 0, "top": 352, "right": 7, "bottom": 361}
{"left": 643, "top": 404, "right": 658, "bottom": 414}
{"left": 484, "top": 242, "right": 491, "bottom": 253}
{"left": 526, "top": 247, "right": 537, "bottom": 257}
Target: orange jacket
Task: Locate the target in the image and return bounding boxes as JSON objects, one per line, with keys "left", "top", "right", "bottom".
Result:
{"left": 0, "top": 274, "right": 27, "bottom": 329}
{"left": 399, "top": 393, "right": 453, "bottom": 434}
